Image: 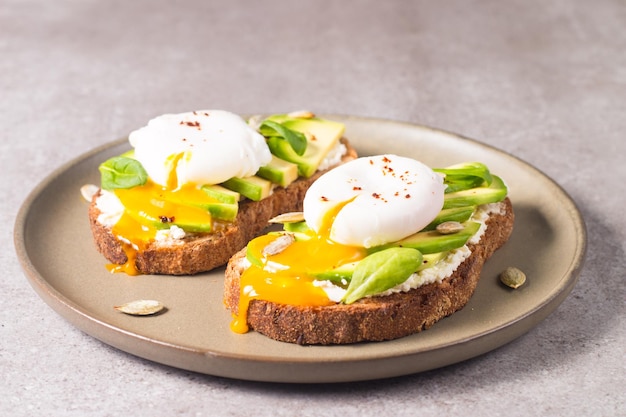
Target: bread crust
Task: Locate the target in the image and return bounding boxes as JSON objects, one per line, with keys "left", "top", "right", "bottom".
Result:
{"left": 223, "top": 197, "right": 514, "bottom": 345}
{"left": 89, "top": 139, "right": 357, "bottom": 275}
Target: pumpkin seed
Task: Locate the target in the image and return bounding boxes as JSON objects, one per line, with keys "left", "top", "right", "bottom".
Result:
{"left": 80, "top": 184, "right": 100, "bottom": 202}
{"left": 114, "top": 299, "right": 165, "bottom": 316}
{"left": 436, "top": 221, "right": 464, "bottom": 234}
{"left": 500, "top": 267, "right": 526, "bottom": 289}
{"left": 262, "top": 233, "right": 295, "bottom": 256}
{"left": 268, "top": 212, "right": 305, "bottom": 224}
{"left": 287, "top": 110, "right": 315, "bottom": 119}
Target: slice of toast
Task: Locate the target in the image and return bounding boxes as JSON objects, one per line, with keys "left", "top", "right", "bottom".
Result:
{"left": 223, "top": 197, "right": 514, "bottom": 345}
{"left": 88, "top": 139, "right": 358, "bottom": 275}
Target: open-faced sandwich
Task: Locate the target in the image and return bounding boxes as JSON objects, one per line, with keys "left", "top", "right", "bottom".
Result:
{"left": 85, "top": 110, "right": 357, "bottom": 275}
{"left": 224, "top": 155, "right": 514, "bottom": 344}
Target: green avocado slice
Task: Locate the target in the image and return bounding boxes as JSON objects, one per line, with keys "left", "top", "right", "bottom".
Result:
{"left": 369, "top": 221, "right": 481, "bottom": 254}
{"left": 443, "top": 175, "right": 507, "bottom": 208}
{"left": 263, "top": 115, "right": 345, "bottom": 178}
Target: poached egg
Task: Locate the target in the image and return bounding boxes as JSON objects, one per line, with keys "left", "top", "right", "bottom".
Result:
{"left": 129, "top": 110, "right": 272, "bottom": 188}
{"left": 303, "top": 155, "right": 446, "bottom": 247}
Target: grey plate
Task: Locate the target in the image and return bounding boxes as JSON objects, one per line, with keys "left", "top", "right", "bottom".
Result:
{"left": 14, "top": 115, "right": 586, "bottom": 383}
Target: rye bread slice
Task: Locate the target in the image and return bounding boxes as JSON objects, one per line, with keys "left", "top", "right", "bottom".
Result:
{"left": 88, "top": 139, "right": 357, "bottom": 275}
{"left": 223, "top": 197, "right": 514, "bottom": 345}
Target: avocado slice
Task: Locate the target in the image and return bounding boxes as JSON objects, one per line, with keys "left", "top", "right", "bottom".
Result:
{"left": 197, "top": 185, "right": 240, "bottom": 221}
{"left": 197, "top": 202, "right": 238, "bottom": 222}
{"left": 114, "top": 185, "right": 216, "bottom": 233}
{"left": 443, "top": 175, "right": 507, "bottom": 208}
{"left": 256, "top": 155, "right": 299, "bottom": 188}
{"left": 370, "top": 221, "right": 481, "bottom": 254}
{"left": 119, "top": 149, "right": 135, "bottom": 158}
{"left": 282, "top": 221, "right": 312, "bottom": 234}
{"left": 423, "top": 206, "right": 476, "bottom": 231}
{"left": 201, "top": 184, "right": 240, "bottom": 204}
{"left": 221, "top": 175, "right": 272, "bottom": 202}
{"left": 121, "top": 199, "right": 214, "bottom": 233}
{"left": 418, "top": 252, "right": 450, "bottom": 271}
{"left": 312, "top": 261, "right": 359, "bottom": 284}
{"left": 151, "top": 184, "right": 238, "bottom": 223}
{"left": 245, "top": 240, "right": 264, "bottom": 268}
{"left": 263, "top": 115, "right": 345, "bottom": 178}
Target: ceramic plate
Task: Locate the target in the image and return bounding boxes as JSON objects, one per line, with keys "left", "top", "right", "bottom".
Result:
{"left": 14, "top": 116, "right": 586, "bottom": 383}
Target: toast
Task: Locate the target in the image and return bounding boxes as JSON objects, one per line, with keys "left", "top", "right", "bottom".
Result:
{"left": 89, "top": 138, "right": 357, "bottom": 275}
{"left": 223, "top": 197, "right": 514, "bottom": 345}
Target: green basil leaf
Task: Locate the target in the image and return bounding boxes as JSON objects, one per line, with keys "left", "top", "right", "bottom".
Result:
{"left": 99, "top": 156, "right": 148, "bottom": 190}
{"left": 259, "top": 120, "right": 307, "bottom": 156}
{"left": 342, "top": 248, "right": 423, "bottom": 304}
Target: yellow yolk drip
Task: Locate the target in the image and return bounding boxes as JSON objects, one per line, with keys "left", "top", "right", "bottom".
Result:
{"left": 231, "top": 201, "right": 366, "bottom": 333}
{"left": 108, "top": 152, "right": 217, "bottom": 275}
{"left": 165, "top": 152, "right": 186, "bottom": 190}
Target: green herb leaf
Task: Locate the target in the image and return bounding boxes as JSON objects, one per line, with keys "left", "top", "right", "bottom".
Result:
{"left": 342, "top": 248, "right": 423, "bottom": 304}
{"left": 259, "top": 120, "right": 308, "bottom": 156}
{"left": 98, "top": 156, "right": 148, "bottom": 190}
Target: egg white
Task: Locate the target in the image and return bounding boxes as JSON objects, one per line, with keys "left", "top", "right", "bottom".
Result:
{"left": 303, "top": 155, "right": 445, "bottom": 247}
{"left": 129, "top": 110, "right": 272, "bottom": 187}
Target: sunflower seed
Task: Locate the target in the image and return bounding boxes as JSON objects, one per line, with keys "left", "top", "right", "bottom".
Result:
{"left": 262, "top": 233, "right": 295, "bottom": 256}
{"left": 80, "top": 184, "right": 100, "bottom": 202}
{"left": 287, "top": 110, "right": 315, "bottom": 119}
{"left": 114, "top": 300, "right": 165, "bottom": 316}
{"left": 268, "top": 212, "right": 305, "bottom": 224}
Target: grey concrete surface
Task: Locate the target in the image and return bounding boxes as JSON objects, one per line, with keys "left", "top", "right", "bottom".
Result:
{"left": 2, "top": 1, "right": 624, "bottom": 415}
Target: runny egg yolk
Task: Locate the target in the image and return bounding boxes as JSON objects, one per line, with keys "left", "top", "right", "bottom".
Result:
{"left": 108, "top": 152, "right": 217, "bottom": 275}
{"left": 230, "top": 201, "right": 367, "bottom": 333}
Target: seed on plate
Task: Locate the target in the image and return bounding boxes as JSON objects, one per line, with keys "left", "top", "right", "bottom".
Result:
{"left": 114, "top": 300, "right": 165, "bottom": 316}
{"left": 262, "top": 233, "right": 295, "bottom": 256}
{"left": 500, "top": 267, "right": 526, "bottom": 289}
{"left": 80, "top": 184, "right": 100, "bottom": 202}
{"left": 268, "top": 212, "right": 305, "bottom": 224}
{"left": 287, "top": 110, "right": 315, "bottom": 119}
{"left": 436, "top": 221, "right": 464, "bottom": 234}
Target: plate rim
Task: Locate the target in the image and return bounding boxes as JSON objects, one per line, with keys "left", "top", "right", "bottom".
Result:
{"left": 13, "top": 115, "right": 587, "bottom": 383}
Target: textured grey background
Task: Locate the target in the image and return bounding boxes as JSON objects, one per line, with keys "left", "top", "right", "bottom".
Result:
{"left": 2, "top": 0, "right": 624, "bottom": 416}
